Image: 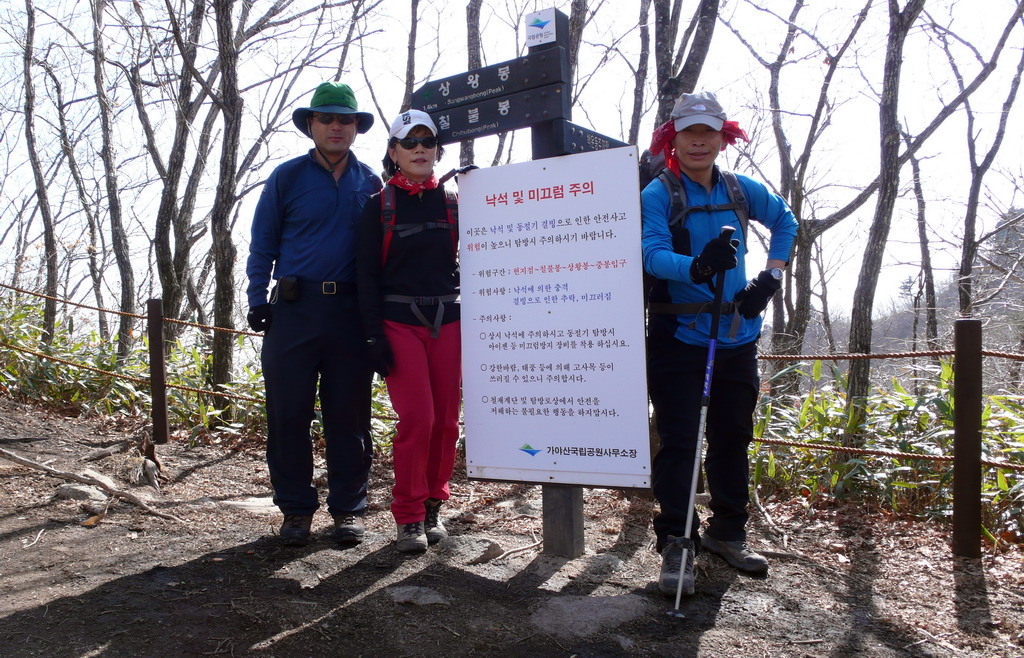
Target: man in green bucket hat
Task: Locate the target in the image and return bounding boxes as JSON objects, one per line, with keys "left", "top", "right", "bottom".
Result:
{"left": 246, "top": 81, "right": 382, "bottom": 547}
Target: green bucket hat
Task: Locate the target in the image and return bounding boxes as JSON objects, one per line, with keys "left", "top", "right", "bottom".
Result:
{"left": 292, "top": 82, "right": 375, "bottom": 137}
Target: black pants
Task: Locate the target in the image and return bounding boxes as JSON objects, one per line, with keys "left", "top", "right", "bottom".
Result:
{"left": 262, "top": 287, "right": 373, "bottom": 517}
{"left": 647, "top": 332, "right": 759, "bottom": 551}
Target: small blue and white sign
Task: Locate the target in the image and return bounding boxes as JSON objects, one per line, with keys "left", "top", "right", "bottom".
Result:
{"left": 525, "top": 8, "right": 557, "bottom": 48}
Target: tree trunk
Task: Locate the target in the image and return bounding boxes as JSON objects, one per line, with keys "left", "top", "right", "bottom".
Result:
{"left": 210, "top": 0, "right": 241, "bottom": 408}
{"left": 628, "top": 0, "right": 651, "bottom": 146}
{"left": 22, "top": 0, "right": 58, "bottom": 345}
{"left": 460, "top": 0, "right": 482, "bottom": 167}
{"left": 653, "top": 0, "right": 719, "bottom": 123}
{"left": 846, "top": 0, "right": 926, "bottom": 440}
{"left": 41, "top": 61, "right": 110, "bottom": 341}
{"left": 400, "top": 0, "right": 419, "bottom": 111}
{"left": 906, "top": 142, "right": 938, "bottom": 354}
{"left": 91, "top": 0, "right": 136, "bottom": 360}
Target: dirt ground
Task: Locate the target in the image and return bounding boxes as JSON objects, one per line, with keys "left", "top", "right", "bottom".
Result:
{"left": 1, "top": 395, "right": 1023, "bottom": 657}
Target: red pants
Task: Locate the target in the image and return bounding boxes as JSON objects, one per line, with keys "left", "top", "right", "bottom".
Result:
{"left": 383, "top": 319, "right": 462, "bottom": 523}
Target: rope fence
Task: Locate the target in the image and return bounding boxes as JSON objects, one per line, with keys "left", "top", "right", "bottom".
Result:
{"left": 2, "top": 287, "right": 1022, "bottom": 555}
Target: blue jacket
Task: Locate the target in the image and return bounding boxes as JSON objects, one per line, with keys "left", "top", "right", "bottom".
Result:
{"left": 641, "top": 167, "right": 797, "bottom": 347}
{"left": 246, "top": 150, "right": 382, "bottom": 309}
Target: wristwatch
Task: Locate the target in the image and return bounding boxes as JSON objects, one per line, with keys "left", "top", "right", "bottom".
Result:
{"left": 366, "top": 337, "right": 377, "bottom": 346}
{"left": 767, "top": 267, "right": 784, "bottom": 281}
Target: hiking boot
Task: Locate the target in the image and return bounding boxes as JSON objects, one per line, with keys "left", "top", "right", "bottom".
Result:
{"left": 701, "top": 535, "right": 769, "bottom": 574}
{"left": 396, "top": 521, "right": 428, "bottom": 553}
{"left": 279, "top": 514, "right": 313, "bottom": 547}
{"left": 424, "top": 498, "right": 448, "bottom": 545}
{"left": 658, "top": 535, "right": 695, "bottom": 596}
{"left": 332, "top": 513, "right": 365, "bottom": 545}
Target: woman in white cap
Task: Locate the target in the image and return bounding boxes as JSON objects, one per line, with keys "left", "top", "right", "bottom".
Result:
{"left": 356, "top": 110, "right": 462, "bottom": 553}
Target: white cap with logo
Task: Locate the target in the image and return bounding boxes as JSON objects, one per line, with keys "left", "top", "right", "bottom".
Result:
{"left": 388, "top": 109, "right": 439, "bottom": 140}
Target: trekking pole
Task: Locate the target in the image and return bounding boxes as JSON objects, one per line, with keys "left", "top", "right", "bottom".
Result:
{"left": 669, "top": 225, "right": 735, "bottom": 619}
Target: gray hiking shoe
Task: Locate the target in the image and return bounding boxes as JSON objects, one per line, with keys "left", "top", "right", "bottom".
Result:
{"left": 279, "top": 514, "right": 313, "bottom": 547}
{"left": 424, "top": 498, "right": 448, "bottom": 545}
{"left": 658, "top": 535, "right": 695, "bottom": 596}
{"left": 701, "top": 535, "right": 769, "bottom": 574}
{"left": 332, "top": 513, "right": 365, "bottom": 545}
{"left": 396, "top": 521, "right": 428, "bottom": 553}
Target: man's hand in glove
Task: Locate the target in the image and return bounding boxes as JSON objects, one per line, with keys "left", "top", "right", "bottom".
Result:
{"left": 246, "top": 304, "right": 272, "bottom": 332}
{"left": 733, "top": 269, "right": 783, "bottom": 319}
{"left": 690, "top": 235, "right": 740, "bottom": 284}
{"left": 366, "top": 335, "right": 394, "bottom": 377}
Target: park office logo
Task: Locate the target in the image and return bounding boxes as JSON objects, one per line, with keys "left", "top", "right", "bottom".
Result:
{"left": 525, "top": 9, "right": 556, "bottom": 48}
{"left": 519, "top": 444, "right": 542, "bottom": 456}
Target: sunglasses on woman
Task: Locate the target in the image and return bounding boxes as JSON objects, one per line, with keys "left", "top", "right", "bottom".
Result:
{"left": 313, "top": 113, "right": 357, "bottom": 125}
{"left": 396, "top": 136, "right": 439, "bottom": 150}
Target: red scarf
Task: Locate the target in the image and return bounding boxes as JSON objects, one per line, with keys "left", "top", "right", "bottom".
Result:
{"left": 387, "top": 172, "right": 439, "bottom": 195}
{"left": 648, "top": 119, "right": 750, "bottom": 177}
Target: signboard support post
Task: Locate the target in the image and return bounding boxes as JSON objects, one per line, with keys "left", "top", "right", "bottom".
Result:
{"left": 413, "top": 7, "right": 635, "bottom": 561}
{"left": 528, "top": 9, "right": 585, "bottom": 559}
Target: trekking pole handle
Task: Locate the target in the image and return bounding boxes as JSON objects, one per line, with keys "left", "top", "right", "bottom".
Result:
{"left": 708, "top": 226, "right": 735, "bottom": 340}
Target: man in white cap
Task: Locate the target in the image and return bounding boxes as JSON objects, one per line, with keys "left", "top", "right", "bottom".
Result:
{"left": 641, "top": 91, "right": 797, "bottom": 595}
{"left": 246, "top": 81, "right": 381, "bottom": 546}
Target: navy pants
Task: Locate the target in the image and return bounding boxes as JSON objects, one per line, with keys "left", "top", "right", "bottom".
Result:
{"left": 262, "top": 286, "right": 373, "bottom": 517}
{"left": 647, "top": 332, "right": 759, "bottom": 551}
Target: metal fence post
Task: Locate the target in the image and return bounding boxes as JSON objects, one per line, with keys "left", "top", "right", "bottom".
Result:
{"left": 147, "top": 298, "right": 170, "bottom": 445}
{"left": 953, "top": 318, "right": 982, "bottom": 558}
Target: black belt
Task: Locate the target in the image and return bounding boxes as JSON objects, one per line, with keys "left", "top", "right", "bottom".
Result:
{"left": 297, "top": 280, "right": 357, "bottom": 295}
{"left": 648, "top": 301, "right": 742, "bottom": 339}
{"left": 648, "top": 301, "right": 737, "bottom": 316}
{"left": 384, "top": 294, "right": 459, "bottom": 338}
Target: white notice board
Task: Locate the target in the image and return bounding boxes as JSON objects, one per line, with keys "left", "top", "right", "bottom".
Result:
{"left": 458, "top": 146, "right": 650, "bottom": 488}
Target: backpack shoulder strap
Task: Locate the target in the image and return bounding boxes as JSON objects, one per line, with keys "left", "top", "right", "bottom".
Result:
{"left": 444, "top": 187, "right": 458, "bottom": 257}
{"left": 657, "top": 169, "right": 693, "bottom": 256}
{"left": 380, "top": 186, "right": 397, "bottom": 266}
{"left": 656, "top": 169, "right": 687, "bottom": 228}
{"left": 719, "top": 169, "right": 750, "bottom": 247}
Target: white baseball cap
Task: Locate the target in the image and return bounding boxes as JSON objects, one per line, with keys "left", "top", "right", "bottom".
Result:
{"left": 388, "top": 109, "right": 438, "bottom": 140}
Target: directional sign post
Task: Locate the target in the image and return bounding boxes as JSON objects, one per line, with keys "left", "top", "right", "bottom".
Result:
{"left": 409, "top": 7, "right": 633, "bottom": 559}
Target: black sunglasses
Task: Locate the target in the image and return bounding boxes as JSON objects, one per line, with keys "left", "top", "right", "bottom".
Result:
{"left": 396, "top": 136, "right": 439, "bottom": 150}
{"left": 313, "top": 113, "right": 357, "bottom": 125}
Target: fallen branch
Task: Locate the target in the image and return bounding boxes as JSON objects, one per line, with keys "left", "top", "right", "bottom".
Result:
{"left": 83, "top": 441, "right": 133, "bottom": 461}
{"left": 493, "top": 537, "right": 543, "bottom": 561}
{"left": 0, "top": 447, "right": 183, "bottom": 522}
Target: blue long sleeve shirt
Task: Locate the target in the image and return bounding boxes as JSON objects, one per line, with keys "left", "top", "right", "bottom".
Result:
{"left": 641, "top": 167, "right": 797, "bottom": 348}
{"left": 246, "top": 150, "right": 382, "bottom": 309}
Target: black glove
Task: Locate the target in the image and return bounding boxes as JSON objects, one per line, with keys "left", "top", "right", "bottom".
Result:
{"left": 366, "top": 335, "right": 394, "bottom": 377}
{"left": 246, "top": 304, "right": 272, "bottom": 332}
{"left": 690, "top": 235, "right": 740, "bottom": 284}
{"left": 733, "top": 270, "right": 782, "bottom": 319}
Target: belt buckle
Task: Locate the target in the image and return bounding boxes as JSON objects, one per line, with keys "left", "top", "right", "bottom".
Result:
{"left": 414, "top": 296, "right": 435, "bottom": 306}
{"left": 322, "top": 281, "right": 337, "bottom": 295}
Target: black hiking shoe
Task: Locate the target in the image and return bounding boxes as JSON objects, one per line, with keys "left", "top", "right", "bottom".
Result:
{"left": 701, "top": 535, "right": 769, "bottom": 574}
{"left": 332, "top": 513, "right": 365, "bottom": 545}
{"left": 280, "top": 514, "right": 313, "bottom": 547}
{"left": 658, "top": 535, "right": 695, "bottom": 596}
{"left": 424, "top": 498, "right": 448, "bottom": 545}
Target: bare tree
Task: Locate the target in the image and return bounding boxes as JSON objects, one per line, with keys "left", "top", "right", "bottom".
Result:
{"left": 932, "top": 15, "right": 1024, "bottom": 316}
{"left": 628, "top": 0, "right": 651, "bottom": 145}
{"left": 21, "top": 0, "right": 58, "bottom": 344}
{"left": 846, "top": 0, "right": 927, "bottom": 431}
{"left": 400, "top": 0, "right": 420, "bottom": 111}
{"left": 91, "top": 0, "right": 136, "bottom": 359}
{"left": 653, "top": 0, "right": 719, "bottom": 122}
